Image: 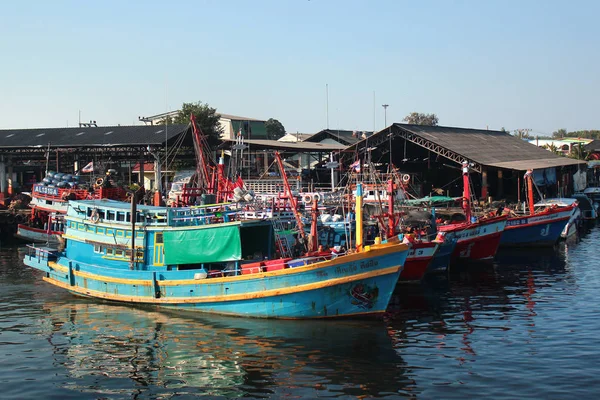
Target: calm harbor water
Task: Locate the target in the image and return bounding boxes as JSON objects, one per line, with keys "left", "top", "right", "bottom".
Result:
{"left": 2, "top": 225, "right": 600, "bottom": 399}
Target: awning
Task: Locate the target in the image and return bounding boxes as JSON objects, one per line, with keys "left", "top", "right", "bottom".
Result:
{"left": 485, "top": 158, "right": 586, "bottom": 171}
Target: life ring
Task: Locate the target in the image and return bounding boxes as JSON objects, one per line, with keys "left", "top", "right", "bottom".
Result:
{"left": 95, "top": 178, "right": 104, "bottom": 186}
{"left": 303, "top": 195, "right": 312, "bottom": 204}
{"left": 90, "top": 209, "right": 100, "bottom": 223}
{"left": 401, "top": 174, "right": 411, "bottom": 183}
{"left": 313, "top": 193, "right": 321, "bottom": 202}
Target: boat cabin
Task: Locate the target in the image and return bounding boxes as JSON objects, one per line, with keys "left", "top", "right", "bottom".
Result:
{"left": 63, "top": 200, "right": 276, "bottom": 275}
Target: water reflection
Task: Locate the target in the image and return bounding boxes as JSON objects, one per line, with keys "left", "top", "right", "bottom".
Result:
{"left": 3, "top": 224, "right": 598, "bottom": 398}
{"left": 39, "top": 300, "right": 411, "bottom": 398}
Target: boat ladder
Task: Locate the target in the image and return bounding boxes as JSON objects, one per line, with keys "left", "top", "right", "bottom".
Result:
{"left": 271, "top": 219, "right": 293, "bottom": 259}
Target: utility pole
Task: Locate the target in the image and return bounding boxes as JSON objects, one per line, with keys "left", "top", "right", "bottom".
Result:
{"left": 382, "top": 104, "right": 389, "bottom": 127}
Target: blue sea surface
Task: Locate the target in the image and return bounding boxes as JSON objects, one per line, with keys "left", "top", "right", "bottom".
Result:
{"left": 1, "top": 225, "right": 600, "bottom": 399}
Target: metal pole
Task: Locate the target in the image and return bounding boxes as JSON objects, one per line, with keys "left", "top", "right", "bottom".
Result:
{"left": 382, "top": 104, "right": 390, "bottom": 170}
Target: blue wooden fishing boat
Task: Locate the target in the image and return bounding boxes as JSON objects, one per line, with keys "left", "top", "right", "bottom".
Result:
{"left": 23, "top": 184, "right": 409, "bottom": 319}
{"left": 500, "top": 170, "right": 575, "bottom": 247}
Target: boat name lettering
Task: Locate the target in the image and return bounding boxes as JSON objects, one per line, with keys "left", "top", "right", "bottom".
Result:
{"left": 335, "top": 264, "right": 357, "bottom": 274}
{"left": 360, "top": 259, "right": 379, "bottom": 269}
{"left": 455, "top": 228, "right": 481, "bottom": 239}
{"left": 316, "top": 270, "right": 328, "bottom": 278}
{"left": 335, "top": 259, "right": 378, "bottom": 275}
{"left": 508, "top": 213, "right": 564, "bottom": 227}
{"left": 34, "top": 184, "right": 59, "bottom": 196}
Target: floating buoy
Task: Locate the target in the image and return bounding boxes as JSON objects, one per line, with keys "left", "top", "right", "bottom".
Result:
{"left": 402, "top": 174, "right": 411, "bottom": 183}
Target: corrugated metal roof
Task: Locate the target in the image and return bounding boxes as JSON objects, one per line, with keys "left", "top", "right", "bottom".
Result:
{"left": 305, "top": 129, "right": 372, "bottom": 145}
{"left": 221, "top": 138, "right": 345, "bottom": 151}
{"left": 486, "top": 158, "right": 585, "bottom": 170}
{"left": 396, "top": 124, "right": 584, "bottom": 170}
{"left": 584, "top": 139, "right": 600, "bottom": 152}
{"left": 0, "top": 124, "right": 188, "bottom": 147}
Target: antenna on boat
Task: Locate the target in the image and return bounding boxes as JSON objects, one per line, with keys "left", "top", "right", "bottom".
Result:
{"left": 326, "top": 84, "right": 329, "bottom": 129}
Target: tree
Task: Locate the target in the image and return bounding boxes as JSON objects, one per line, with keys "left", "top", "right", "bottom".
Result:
{"left": 552, "top": 128, "right": 567, "bottom": 139}
{"left": 569, "top": 143, "right": 589, "bottom": 160}
{"left": 172, "top": 101, "right": 224, "bottom": 148}
{"left": 403, "top": 112, "right": 439, "bottom": 126}
{"left": 265, "top": 118, "right": 286, "bottom": 140}
{"left": 543, "top": 143, "right": 562, "bottom": 156}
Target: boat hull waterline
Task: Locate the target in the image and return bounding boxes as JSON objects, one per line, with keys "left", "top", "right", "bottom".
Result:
{"left": 25, "top": 242, "right": 409, "bottom": 319}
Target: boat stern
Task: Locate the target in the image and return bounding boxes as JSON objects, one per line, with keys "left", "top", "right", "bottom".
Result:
{"left": 23, "top": 245, "right": 59, "bottom": 273}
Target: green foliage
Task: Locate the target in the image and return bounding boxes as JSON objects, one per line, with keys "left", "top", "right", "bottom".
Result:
{"left": 402, "top": 112, "right": 439, "bottom": 126}
{"left": 172, "top": 101, "right": 224, "bottom": 148}
{"left": 552, "top": 128, "right": 567, "bottom": 139}
{"left": 568, "top": 143, "right": 589, "bottom": 160}
{"left": 543, "top": 143, "right": 562, "bottom": 155}
{"left": 265, "top": 118, "right": 286, "bottom": 140}
{"left": 563, "top": 130, "right": 600, "bottom": 139}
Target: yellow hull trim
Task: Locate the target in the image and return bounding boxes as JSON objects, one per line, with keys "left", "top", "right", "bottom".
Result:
{"left": 48, "top": 242, "right": 408, "bottom": 287}
{"left": 42, "top": 265, "right": 400, "bottom": 304}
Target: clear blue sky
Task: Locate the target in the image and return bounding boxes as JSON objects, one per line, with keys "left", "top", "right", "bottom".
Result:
{"left": 1, "top": 0, "right": 598, "bottom": 136}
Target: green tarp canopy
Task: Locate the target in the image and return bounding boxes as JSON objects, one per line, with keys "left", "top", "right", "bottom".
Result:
{"left": 399, "top": 196, "right": 459, "bottom": 206}
{"left": 163, "top": 225, "right": 242, "bottom": 264}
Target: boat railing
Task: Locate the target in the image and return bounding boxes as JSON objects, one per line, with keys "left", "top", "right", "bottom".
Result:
{"left": 167, "top": 205, "right": 241, "bottom": 227}
{"left": 26, "top": 244, "right": 59, "bottom": 262}
{"left": 208, "top": 253, "right": 343, "bottom": 278}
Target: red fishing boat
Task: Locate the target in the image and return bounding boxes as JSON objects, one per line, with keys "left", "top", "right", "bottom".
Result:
{"left": 436, "top": 161, "right": 507, "bottom": 262}
{"left": 376, "top": 179, "right": 441, "bottom": 282}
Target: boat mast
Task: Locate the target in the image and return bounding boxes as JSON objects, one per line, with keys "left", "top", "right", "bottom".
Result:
{"left": 129, "top": 189, "right": 138, "bottom": 269}
{"left": 525, "top": 169, "right": 535, "bottom": 216}
{"left": 274, "top": 151, "right": 307, "bottom": 246}
{"left": 356, "top": 183, "right": 364, "bottom": 251}
{"left": 190, "top": 114, "right": 213, "bottom": 193}
{"left": 387, "top": 179, "right": 395, "bottom": 238}
{"left": 462, "top": 161, "right": 472, "bottom": 223}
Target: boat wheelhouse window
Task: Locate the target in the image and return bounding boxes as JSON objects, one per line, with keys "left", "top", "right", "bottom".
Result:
{"left": 155, "top": 233, "right": 163, "bottom": 244}
{"left": 106, "top": 210, "right": 115, "bottom": 220}
{"left": 94, "top": 245, "right": 102, "bottom": 253}
{"left": 107, "top": 248, "right": 115, "bottom": 256}
{"left": 97, "top": 210, "right": 105, "bottom": 219}
{"left": 87, "top": 208, "right": 93, "bottom": 217}
{"left": 368, "top": 190, "right": 374, "bottom": 196}
{"left": 115, "top": 249, "right": 124, "bottom": 257}
{"left": 126, "top": 213, "right": 131, "bottom": 222}
{"left": 136, "top": 213, "right": 144, "bottom": 223}
{"left": 117, "top": 212, "right": 125, "bottom": 222}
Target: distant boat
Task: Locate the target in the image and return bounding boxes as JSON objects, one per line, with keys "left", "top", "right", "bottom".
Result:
{"left": 572, "top": 193, "right": 598, "bottom": 220}
{"left": 436, "top": 162, "right": 507, "bottom": 262}
{"left": 534, "top": 198, "right": 581, "bottom": 239}
{"left": 500, "top": 171, "right": 575, "bottom": 247}
{"left": 17, "top": 170, "right": 127, "bottom": 244}
{"left": 23, "top": 184, "right": 410, "bottom": 319}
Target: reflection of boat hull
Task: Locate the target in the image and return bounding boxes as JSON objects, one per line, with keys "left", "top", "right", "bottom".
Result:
{"left": 500, "top": 207, "right": 573, "bottom": 247}
{"left": 399, "top": 241, "right": 438, "bottom": 282}
{"left": 25, "top": 242, "right": 409, "bottom": 319}
{"left": 15, "top": 224, "right": 61, "bottom": 245}
{"left": 438, "top": 217, "right": 507, "bottom": 262}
